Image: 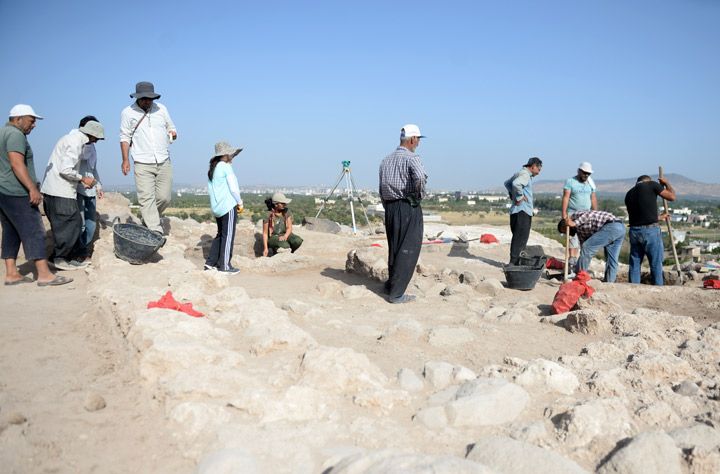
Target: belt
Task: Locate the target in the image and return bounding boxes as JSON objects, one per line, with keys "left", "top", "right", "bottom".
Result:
{"left": 630, "top": 223, "right": 659, "bottom": 228}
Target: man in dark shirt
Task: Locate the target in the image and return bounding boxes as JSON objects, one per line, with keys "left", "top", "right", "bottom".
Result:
{"left": 624, "top": 175, "right": 675, "bottom": 285}
{"left": 558, "top": 210, "right": 625, "bottom": 283}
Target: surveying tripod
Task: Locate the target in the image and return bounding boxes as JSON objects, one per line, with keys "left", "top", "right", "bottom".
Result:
{"left": 315, "top": 161, "right": 373, "bottom": 234}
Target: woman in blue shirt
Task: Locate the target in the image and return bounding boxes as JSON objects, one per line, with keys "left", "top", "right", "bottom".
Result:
{"left": 205, "top": 142, "right": 243, "bottom": 273}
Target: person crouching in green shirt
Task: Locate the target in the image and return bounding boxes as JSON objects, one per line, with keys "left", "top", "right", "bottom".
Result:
{"left": 262, "top": 192, "right": 303, "bottom": 256}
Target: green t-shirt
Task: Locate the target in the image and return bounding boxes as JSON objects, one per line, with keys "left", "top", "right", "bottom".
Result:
{"left": 0, "top": 123, "right": 36, "bottom": 196}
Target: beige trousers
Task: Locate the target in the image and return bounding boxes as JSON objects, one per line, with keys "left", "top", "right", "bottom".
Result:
{"left": 134, "top": 160, "right": 172, "bottom": 233}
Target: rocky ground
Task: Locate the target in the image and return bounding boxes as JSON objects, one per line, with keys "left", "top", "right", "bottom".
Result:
{"left": 1, "top": 192, "right": 719, "bottom": 473}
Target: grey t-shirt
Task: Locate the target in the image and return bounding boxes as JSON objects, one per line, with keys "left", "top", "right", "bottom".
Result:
{"left": 0, "top": 123, "right": 36, "bottom": 196}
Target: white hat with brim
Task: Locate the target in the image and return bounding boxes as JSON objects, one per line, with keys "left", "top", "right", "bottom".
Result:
{"left": 579, "top": 162, "right": 593, "bottom": 174}
{"left": 79, "top": 120, "right": 105, "bottom": 139}
{"left": 214, "top": 141, "right": 243, "bottom": 158}
{"left": 400, "top": 124, "right": 425, "bottom": 139}
{"left": 272, "top": 192, "right": 291, "bottom": 204}
{"left": 9, "top": 104, "right": 43, "bottom": 119}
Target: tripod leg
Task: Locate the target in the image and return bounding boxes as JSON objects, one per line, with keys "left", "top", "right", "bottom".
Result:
{"left": 344, "top": 171, "right": 357, "bottom": 233}
{"left": 349, "top": 172, "right": 374, "bottom": 231}
{"left": 316, "top": 170, "right": 346, "bottom": 219}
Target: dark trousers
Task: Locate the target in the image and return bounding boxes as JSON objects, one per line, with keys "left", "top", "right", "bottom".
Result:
{"left": 384, "top": 200, "right": 423, "bottom": 299}
{"left": 0, "top": 193, "right": 47, "bottom": 261}
{"left": 205, "top": 208, "right": 237, "bottom": 270}
{"left": 43, "top": 194, "right": 83, "bottom": 260}
{"left": 509, "top": 211, "right": 532, "bottom": 264}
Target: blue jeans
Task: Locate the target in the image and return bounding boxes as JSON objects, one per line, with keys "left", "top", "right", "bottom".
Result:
{"left": 628, "top": 226, "right": 664, "bottom": 285}
{"left": 77, "top": 194, "right": 97, "bottom": 257}
{"left": 576, "top": 221, "right": 625, "bottom": 283}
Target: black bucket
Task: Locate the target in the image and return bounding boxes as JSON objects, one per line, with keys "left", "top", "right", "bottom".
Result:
{"left": 516, "top": 254, "right": 548, "bottom": 268}
{"left": 503, "top": 265, "right": 543, "bottom": 290}
{"left": 113, "top": 219, "right": 165, "bottom": 264}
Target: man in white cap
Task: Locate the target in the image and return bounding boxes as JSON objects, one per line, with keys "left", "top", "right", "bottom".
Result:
{"left": 378, "top": 124, "right": 428, "bottom": 304}
{"left": 0, "top": 105, "right": 71, "bottom": 286}
{"left": 561, "top": 162, "right": 598, "bottom": 271}
{"left": 119, "top": 81, "right": 177, "bottom": 235}
{"left": 41, "top": 120, "right": 105, "bottom": 270}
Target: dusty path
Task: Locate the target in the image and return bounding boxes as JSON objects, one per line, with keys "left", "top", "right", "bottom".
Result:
{"left": 0, "top": 269, "right": 192, "bottom": 473}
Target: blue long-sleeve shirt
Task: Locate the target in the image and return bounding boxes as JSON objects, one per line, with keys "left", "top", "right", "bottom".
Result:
{"left": 504, "top": 167, "right": 534, "bottom": 216}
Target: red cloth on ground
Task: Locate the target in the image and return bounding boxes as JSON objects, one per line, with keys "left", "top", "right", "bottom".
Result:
{"left": 703, "top": 279, "right": 720, "bottom": 289}
{"left": 370, "top": 243, "right": 382, "bottom": 247}
{"left": 546, "top": 257, "right": 565, "bottom": 270}
{"left": 147, "top": 291, "right": 205, "bottom": 317}
{"left": 480, "top": 234, "right": 499, "bottom": 244}
{"left": 551, "top": 271, "right": 595, "bottom": 314}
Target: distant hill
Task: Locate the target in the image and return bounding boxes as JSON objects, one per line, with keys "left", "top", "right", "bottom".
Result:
{"left": 529, "top": 173, "right": 720, "bottom": 199}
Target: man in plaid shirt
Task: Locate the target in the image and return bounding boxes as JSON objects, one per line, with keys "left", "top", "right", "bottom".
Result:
{"left": 378, "top": 124, "right": 428, "bottom": 304}
{"left": 558, "top": 210, "right": 626, "bottom": 283}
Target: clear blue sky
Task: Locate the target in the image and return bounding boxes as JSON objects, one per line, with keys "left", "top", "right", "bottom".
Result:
{"left": 1, "top": 0, "right": 718, "bottom": 190}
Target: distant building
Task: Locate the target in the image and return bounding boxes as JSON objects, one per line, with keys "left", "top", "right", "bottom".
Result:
{"left": 466, "top": 200, "right": 476, "bottom": 206}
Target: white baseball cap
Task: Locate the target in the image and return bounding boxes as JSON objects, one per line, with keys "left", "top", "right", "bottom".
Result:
{"left": 9, "top": 104, "right": 43, "bottom": 119}
{"left": 579, "top": 162, "right": 593, "bottom": 174}
{"left": 400, "top": 124, "right": 425, "bottom": 139}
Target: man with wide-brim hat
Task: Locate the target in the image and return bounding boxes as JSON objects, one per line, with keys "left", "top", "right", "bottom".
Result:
{"left": 41, "top": 120, "right": 105, "bottom": 271}
{"left": 119, "top": 81, "right": 177, "bottom": 235}
{"left": 262, "top": 192, "right": 303, "bottom": 256}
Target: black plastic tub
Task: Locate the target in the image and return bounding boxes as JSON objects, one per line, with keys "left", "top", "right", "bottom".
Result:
{"left": 503, "top": 265, "right": 543, "bottom": 290}
{"left": 113, "top": 220, "right": 165, "bottom": 265}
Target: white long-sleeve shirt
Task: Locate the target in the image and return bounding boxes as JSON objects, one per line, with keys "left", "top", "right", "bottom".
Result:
{"left": 41, "top": 129, "right": 90, "bottom": 199}
{"left": 119, "top": 102, "right": 176, "bottom": 164}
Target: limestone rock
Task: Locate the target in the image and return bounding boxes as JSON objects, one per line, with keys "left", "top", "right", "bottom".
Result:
{"left": 514, "top": 359, "right": 579, "bottom": 395}
{"left": 467, "top": 436, "right": 587, "bottom": 474}
{"left": 423, "top": 361, "right": 455, "bottom": 390}
{"left": 397, "top": 368, "right": 424, "bottom": 392}
{"left": 342, "top": 285, "right": 374, "bottom": 300}
{"left": 453, "top": 366, "right": 477, "bottom": 383}
{"left": 381, "top": 319, "right": 424, "bottom": 342}
{"left": 563, "top": 309, "right": 611, "bottom": 335}
{"left": 83, "top": 393, "right": 107, "bottom": 412}
{"left": 625, "top": 351, "right": 698, "bottom": 384}
{"left": 553, "top": 398, "right": 634, "bottom": 448}
{"left": 300, "top": 347, "right": 388, "bottom": 394}
{"left": 325, "top": 450, "right": 494, "bottom": 474}
{"left": 672, "top": 380, "right": 700, "bottom": 397}
{"left": 669, "top": 424, "right": 720, "bottom": 452}
{"left": 597, "top": 431, "right": 682, "bottom": 474}
{"left": 445, "top": 378, "right": 529, "bottom": 427}
{"left": 196, "top": 449, "right": 259, "bottom": 474}
{"left": 413, "top": 406, "right": 448, "bottom": 430}
{"left": 302, "top": 216, "right": 341, "bottom": 234}
{"left": 345, "top": 248, "right": 388, "bottom": 282}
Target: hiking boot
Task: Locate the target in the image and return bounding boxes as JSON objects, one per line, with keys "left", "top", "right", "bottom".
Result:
{"left": 53, "top": 258, "right": 80, "bottom": 271}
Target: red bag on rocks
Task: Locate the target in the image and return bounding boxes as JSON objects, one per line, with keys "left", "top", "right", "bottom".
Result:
{"left": 703, "top": 278, "right": 720, "bottom": 289}
{"left": 546, "top": 257, "right": 565, "bottom": 270}
{"left": 480, "top": 234, "right": 499, "bottom": 244}
{"left": 551, "top": 271, "right": 595, "bottom": 314}
{"left": 147, "top": 291, "right": 205, "bottom": 317}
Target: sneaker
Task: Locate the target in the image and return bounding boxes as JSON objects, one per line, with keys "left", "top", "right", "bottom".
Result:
{"left": 53, "top": 258, "right": 80, "bottom": 271}
{"left": 276, "top": 247, "right": 291, "bottom": 254}
{"left": 388, "top": 294, "right": 416, "bottom": 304}
{"left": 203, "top": 263, "right": 216, "bottom": 271}
{"left": 69, "top": 259, "right": 89, "bottom": 268}
{"left": 218, "top": 266, "right": 240, "bottom": 275}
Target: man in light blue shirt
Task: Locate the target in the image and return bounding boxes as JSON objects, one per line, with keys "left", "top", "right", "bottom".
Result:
{"left": 561, "top": 162, "right": 597, "bottom": 269}
{"left": 504, "top": 157, "right": 542, "bottom": 264}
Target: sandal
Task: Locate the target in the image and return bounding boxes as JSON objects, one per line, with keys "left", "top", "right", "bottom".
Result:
{"left": 4, "top": 276, "right": 34, "bottom": 286}
{"left": 37, "top": 275, "right": 73, "bottom": 287}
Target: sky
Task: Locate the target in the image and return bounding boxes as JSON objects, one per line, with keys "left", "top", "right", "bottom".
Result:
{"left": 1, "top": 0, "right": 718, "bottom": 191}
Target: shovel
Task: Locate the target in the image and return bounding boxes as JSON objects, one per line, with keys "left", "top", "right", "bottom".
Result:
{"left": 659, "top": 166, "right": 683, "bottom": 284}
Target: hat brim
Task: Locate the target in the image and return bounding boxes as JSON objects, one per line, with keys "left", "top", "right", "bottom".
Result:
{"left": 130, "top": 92, "right": 161, "bottom": 99}
{"left": 214, "top": 148, "right": 243, "bottom": 158}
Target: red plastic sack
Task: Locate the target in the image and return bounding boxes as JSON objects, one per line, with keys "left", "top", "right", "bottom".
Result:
{"left": 546, "top": 257, "right": 565, "bottom": 270}
{"left": 147, "top": 291, "right": 205, "bottom": 317}
{"left": 703, "top": 279, "right": 720, "bottom": 289}
{"left": 480, "top": 234, "right": 499, "bottom": 244}
{"left": 551, "top": 271, "right": 595, "bottom": 314}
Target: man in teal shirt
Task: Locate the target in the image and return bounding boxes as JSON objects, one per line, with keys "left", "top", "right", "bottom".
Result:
{"left": 561, "top": 162, "right": 597, "bottom": 269}
{"left": 0, "top": 104, "right": 71, "bottom": 286}
{"left": 504, "top": 157, "right": 542, "bottom": 265}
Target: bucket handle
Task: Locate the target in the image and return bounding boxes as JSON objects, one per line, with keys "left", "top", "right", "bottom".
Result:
{"left": 112, "top": 216, "right": 120, "bottom": 226}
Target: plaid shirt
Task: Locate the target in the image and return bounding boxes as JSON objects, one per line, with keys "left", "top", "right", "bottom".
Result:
{"left": 571, "top": 210, "right": 620, "bottom": 244}
{"left": 378, "top": 146, "right": 427, "bottom": 201}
